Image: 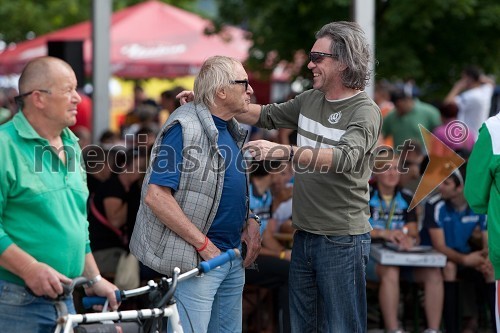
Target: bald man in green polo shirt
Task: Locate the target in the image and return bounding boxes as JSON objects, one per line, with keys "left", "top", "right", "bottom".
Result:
{"left": 0, "top": 56, "right": 118, "bottom": 332}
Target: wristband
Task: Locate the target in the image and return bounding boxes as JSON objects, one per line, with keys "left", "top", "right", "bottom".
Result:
{"left": 249, "top": 213, "right": 261, "bottom": 226}
{"left": 84, "top": 274, "right": 102, "bottom": 288}
{"left": 196, "top": 236, "right": 209, "bottom": 252}
{"left": 289, "top": 145, "right": 294, "bottom": 162}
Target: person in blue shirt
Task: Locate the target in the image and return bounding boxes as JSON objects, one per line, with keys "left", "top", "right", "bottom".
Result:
{"left": 246, "top": 160, "right": 291, "bottom": 333}
{"left": 248, "top": 160, "right": 274, "bottom": 235}
{"left": 424, "top": 163, "right": 495, "bottom": 333}
{"left": 130, "top": 56, "right": 261, "bottom": 333}
{"left": 369, "top": 156, "right": 443, "bottom": 333}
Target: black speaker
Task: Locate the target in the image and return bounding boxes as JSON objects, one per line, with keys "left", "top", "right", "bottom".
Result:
{"left": 47, "top": 40, "right": 84, "bottom": 88}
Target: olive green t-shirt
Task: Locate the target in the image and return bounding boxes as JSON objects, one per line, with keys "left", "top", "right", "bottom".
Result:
{"left": 258, "top": 90, "right": 382, "bottom": 235}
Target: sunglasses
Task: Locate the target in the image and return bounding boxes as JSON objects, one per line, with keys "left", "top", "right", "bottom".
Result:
{"left": 309, "top": 52, "right": 335, "bottom": 64}
{"left": 231, "top": 80, "right": 249, "bottom": 91}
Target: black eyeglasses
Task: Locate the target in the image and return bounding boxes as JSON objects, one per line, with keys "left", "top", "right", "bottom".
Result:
{"left": 14, "top": 89, "right": 51, "bottom": 104}
{"left": 231, "top": 80, "right": 249, "bottom": 91}
{"left": 309, "top": 52, "right": 335, "bottom": 64}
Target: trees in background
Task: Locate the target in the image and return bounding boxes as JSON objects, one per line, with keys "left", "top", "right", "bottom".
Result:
{"left": 1, "top": 0, "right": 499, "bottom": 98}
{"left": 0, "top": 0, "right": 195, "bottom": 44}
{"left": 214, "top": 0, "right": 500, "bottom": 98}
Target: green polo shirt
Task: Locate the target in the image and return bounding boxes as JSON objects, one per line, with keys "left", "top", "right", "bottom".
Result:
{"left": 0, "top": 112, "right": 90, "bottom": 286}
{"left": 382, "top": 99, "right": 441, "bottom": 148}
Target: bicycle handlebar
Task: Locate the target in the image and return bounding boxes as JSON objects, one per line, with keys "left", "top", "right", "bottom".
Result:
{"left": 82, "top": 290, "right": 122, "bottom": 309}
{"left": 198, "top": 248, "right": 239, "bottom": 273}
{"left": 81, "top": 249, "right": 240, "bottom": 309}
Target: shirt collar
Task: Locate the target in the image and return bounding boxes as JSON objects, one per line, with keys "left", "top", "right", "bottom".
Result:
{"left": 12, "top": 112, "right": 78, "bottom": 144}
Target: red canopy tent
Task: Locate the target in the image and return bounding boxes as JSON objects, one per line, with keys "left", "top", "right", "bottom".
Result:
{"left": 0, "top": 0, "right": 251, "bottom": 78}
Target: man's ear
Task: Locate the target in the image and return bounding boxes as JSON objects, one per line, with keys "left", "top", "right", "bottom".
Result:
{"left": 32, "top": 91, "right": 49, "bottom": 109}
{"left": 337, "top": 62, "right": 348, "bottom": 72}
{"left": 216, "top": 87, "right": 227, "bottom": 100}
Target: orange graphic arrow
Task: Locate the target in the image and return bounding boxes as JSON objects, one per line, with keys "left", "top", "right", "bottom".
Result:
{"left": 408, "top": 125, "right": 465, "bottom": 211}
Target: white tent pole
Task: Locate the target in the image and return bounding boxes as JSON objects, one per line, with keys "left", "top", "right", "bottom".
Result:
{"left": 352, "top": 0, "right": 375, "bottom": 99}
{"left": 92, "top": 0, "right": 111, "bottom": 144}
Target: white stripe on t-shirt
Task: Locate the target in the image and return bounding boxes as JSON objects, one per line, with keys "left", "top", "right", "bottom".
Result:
{"left": 297, "top": 113, "right": 346, "bottom": 147}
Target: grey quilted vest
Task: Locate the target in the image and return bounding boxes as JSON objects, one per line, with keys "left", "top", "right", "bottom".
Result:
{"left": 129, "top": 102, "right": 248, "bottom": 274}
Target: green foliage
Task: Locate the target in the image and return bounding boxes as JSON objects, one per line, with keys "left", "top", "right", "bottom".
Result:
{"left": 375, "top": 0, "right": 500, "bottom": 98}
{"left": 0, "top": 0, "right": 198, "bottom": 43}
{"left": 215, "top": 0, "right": 500, "bottom": 99}
{"left": 1, "top": 0, "right": 498, "bottom": 99}
{"left": 0, "top": 0, "right": 93, "bottom": 43}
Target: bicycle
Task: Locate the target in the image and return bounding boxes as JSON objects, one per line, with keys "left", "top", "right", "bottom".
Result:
{"left": 54, "top": 249, "right": 240, "bottom": 333}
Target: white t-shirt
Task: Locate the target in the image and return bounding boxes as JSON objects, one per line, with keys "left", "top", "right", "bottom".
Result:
{"left": 456, "top": 84, "right": 494, "bottom": 139}
{"left": 273, "top": 198, "right": 292, "bottom": 230}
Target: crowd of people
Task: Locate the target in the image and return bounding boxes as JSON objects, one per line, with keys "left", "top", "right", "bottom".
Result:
{"left": 369, "top": 62, "right": 497, "bottom": 333}
{"left": 0, "top": 19, "right": 498, "bottom": 333}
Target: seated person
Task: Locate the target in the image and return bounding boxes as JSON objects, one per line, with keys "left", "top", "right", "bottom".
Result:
{"left": 369, "top": 156, "right": 443, "bottom": 333}
{"left": 424, "top": 163, "right": 495, "bottom": 333}
{"left": 245, "top": 160, "right": 291, "bottom": 333}
{"left": 398, "top": 141, "right": 425, "bottom": 195}
{"left": 270, "top": 161, "right": 294, "bottom": 235}
{"left": 88, "top": 148, "right": 146, "bottom": 278}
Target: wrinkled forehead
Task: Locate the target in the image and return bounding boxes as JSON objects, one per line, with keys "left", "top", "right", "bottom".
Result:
{"left": 233, "top": 62, "right": 248, "bottom": 79}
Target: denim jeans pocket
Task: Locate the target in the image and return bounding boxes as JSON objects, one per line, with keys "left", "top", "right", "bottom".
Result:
{"left": 322, "top": 234, "right": 354, "bottom": 246}
{"left": 0, "top": 281, "right": 36, "bottom": 306}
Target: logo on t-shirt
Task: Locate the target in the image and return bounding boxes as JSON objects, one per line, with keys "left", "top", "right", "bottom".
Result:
{"left": 328, "top": 111, "right": 342, "bottom": 124}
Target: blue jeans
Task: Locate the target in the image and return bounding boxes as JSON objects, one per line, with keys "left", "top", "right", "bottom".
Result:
{"left": 289, "top": 231, "right": 371, "bottom": 333}
{"left": 0, "top": 279, "right": 75, "bottom": 333}
{"left": 168, "top": 255, "right": 244, "bottom": 333}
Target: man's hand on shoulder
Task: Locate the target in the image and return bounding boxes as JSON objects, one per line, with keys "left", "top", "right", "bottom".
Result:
{"left": 176, "top": 90, "right": 194, "bottom": 105}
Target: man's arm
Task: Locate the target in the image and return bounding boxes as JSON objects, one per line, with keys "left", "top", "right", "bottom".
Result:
{"left": 444, "top": 78, "right": 467, "bottom": 104}
{"left": 0, "top": 244, "right": 71, "bottom": 298}
{"left": 244, "top": 103, "right": 380, "bottom": 171}
{"left": 244, "top": 140, "right": 343, "bottom": 173}
{"left": 144, "top": 184, "right": 220, "bottom": 260}
{"left": 241, "top": 217, "right": 261, "bottom": 267}
{"left": 82, "top": 253, "right": 120, "bottom": 310}
{"left": 176, "top": 90, "right": 263, "bottom": 126}
{"left": 429, "top": 228, "right": 485, "bottom": 267}
{"left": 235, "top": 103, "right": 262, "bottom": 126}
{"left": 245, "top": 122, "right": 379, "bottom": 172}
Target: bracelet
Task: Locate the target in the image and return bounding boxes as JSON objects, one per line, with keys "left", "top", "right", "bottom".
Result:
{"left": 84, "top": 274, "right": 102, "bottom": 288}
{"left": 288, "top": 145, "right": 295, "bottom": 162}
{"left": 196, "top": 236, "right": 209, "bottom": 252}
{"left": 279, "top": 250, "right": 286, "bottom": 260}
